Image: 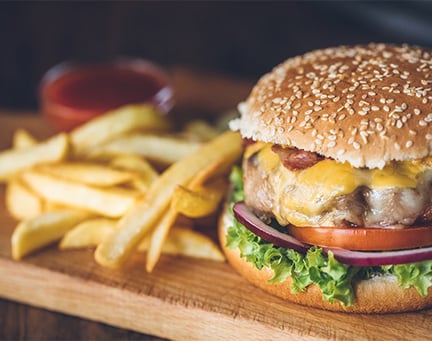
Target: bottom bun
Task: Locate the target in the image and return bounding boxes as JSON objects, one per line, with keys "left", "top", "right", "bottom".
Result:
{"left": 218, "top": 206, "right": 432, "bottom": 313}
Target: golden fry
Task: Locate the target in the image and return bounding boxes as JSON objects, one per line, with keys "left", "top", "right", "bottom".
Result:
{"left": 37, "top": 162, "right": 135, "bottom": 187}
{"left": 86, "top": 133, "right": 202, "bottom": 165}
{"left": 0, "top": 133, "right": 69, "bottom": 182}
{"left": 59, "top": 218, "right": 118, "bottom": 249}
{"left": 13, "top": 129, "right": 37, "bottom": 149}
{"left": 11, "top": 209, "right": 91, "bottom": 260}
{"left": 145, "top": 158, "right": 229, "bottom": 270}
{"left": 171, "top": 177, "right": 227, "bottom": 218}
{"left": 22, "top": 171, "right": 140, "bottom": 218}
{"left": 145, "top": 207, "right": 178, "bottom": 272}
{"left": 94, "top": 131, "right": 242, "bottom": 269}
{"left": 70, "top": 104, "right": 170, "bottom": 156}
{"left": 110, "top": 154, "right": 159, "bottom": 192}
{"left": 138, "top": 226, "right": 224, "bottom": 262}
{"left": 182, "top": 120, "right": 220, "bottom": 141}
{"left": 6, "top": 178, "right": 44, "bottom": 220}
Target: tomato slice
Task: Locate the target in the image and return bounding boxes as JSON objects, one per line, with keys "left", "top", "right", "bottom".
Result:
{"left": 287, "top": 225, "right": 432, "bottom": 251}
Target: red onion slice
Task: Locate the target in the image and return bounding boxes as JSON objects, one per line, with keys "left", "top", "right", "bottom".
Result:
{"left": 328, "top": 247, "right": 432, "bottom": 266}
{"left": 233, "top": 202, "right": 432, "bottom": 266}
{"left": 233, "top": 202, "right": 309, "bottom": 253}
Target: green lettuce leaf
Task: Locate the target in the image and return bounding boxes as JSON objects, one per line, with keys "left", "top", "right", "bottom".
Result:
{"left": 225, "top": 167, "right": 432, "bottom": 306}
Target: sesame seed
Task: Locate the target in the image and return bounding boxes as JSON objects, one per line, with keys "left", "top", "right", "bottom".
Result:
{"left": 406, "top": 140, "right": 413, "bottom": 148}
{"left": 337, "top": 149, "right": 346, "bottom": 156}
{"left": 353, "top": 142, "right": 361, "bottom": 150}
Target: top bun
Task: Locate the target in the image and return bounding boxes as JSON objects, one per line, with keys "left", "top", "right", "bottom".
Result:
{"left": 230, "top": 43, "right": 432, "bottom": 169}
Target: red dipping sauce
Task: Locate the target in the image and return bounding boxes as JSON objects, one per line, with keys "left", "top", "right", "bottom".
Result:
{"left": 40, "top": 59, "right": 174, "bottom": 131}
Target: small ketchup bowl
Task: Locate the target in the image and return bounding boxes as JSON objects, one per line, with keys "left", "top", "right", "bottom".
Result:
{"left": 39, "top": 58, "right": 174, "bottom": 131}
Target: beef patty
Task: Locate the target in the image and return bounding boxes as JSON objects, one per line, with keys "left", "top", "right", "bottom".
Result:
{"left": 243, "top": 148, "right": 432, "bottom": 228}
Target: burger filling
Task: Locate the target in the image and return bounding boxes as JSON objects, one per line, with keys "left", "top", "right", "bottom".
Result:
{"left": 226, "top": 165, "right": 432, "bottom": 307}
{"left": 244, "top": 142, "right": 432, "bottom": 228}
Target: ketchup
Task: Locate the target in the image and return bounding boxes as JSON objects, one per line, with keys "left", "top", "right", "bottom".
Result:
{"left": 40, "top": 60, "right": 173, "bottom": 131}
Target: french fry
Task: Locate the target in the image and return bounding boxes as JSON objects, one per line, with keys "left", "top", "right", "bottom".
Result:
{"left": 43, "top": 201, "right": 69, "bottom": 212}
{"left": 59, "top": 218, "right": 118, "bottom": 249}
{"left": 171, "top": 177, "right": 228, "bottom": 218}
{"left": 5, "top": 177, "right": 44, "bottom": 220}
{"left": 0, "top": 133, "right": 69, "bottom": 182}
{"left": 86, "top": 133, "right": 202, "bottom": 165}
{"left": 70, "top": 104, "right": 170, "bottom": 156}
{"left": 36, "top": 162, "right": 135, "bottom": 187}
{"left": 138, "top": 226, "right": 224, "bottom": 261}
{"left": 145, "top": 161, "right": 229, "bottom": 271}
{"left": 21, "top": 170, "right": 141, "bottom": 218}
{"left": 110, "top": 154, "right": 159, "bottom": 192}
{"left": 95, "top": 131, "right": 242, "bottom": 269}
{"left": 11, "top": 209, "right": 91, "bottom": 260}
{"left": 182, "top": 120, "right": 220, "bottom": 141}
{"left": 145, "top": 207, "right": 178, "bottom": 272}
{"left": 13, "top": 129, "right": 38, "bottom": 149}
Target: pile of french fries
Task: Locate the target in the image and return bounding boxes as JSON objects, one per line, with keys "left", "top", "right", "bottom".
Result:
{"left": 0, "top": 104, "right": 243, "bottom": 271}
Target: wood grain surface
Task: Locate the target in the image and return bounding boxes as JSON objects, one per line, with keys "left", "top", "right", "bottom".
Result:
{"left": 0, "top": 113, "right": 431, "bottom": 341}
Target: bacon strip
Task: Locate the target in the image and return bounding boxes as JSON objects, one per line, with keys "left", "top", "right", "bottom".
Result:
{"left": 271, "top": 145, "right": 325, "bottom": 171}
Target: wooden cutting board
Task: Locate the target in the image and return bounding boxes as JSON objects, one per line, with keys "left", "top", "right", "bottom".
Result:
{"left": 0, "top": 113, "right": 431, "bottom": 341}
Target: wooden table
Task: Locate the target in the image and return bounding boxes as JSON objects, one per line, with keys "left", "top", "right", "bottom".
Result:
{"left": 0, "top": 87, "right": 431, "bottom": 340}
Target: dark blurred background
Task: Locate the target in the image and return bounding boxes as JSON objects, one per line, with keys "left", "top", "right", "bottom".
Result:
{"left": 1, "top": 1, "right": 432, "bottom": 111}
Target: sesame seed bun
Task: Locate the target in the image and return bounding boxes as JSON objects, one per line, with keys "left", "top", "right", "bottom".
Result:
{"left": 230, "top": 43, "right": 432, "bottom": 169}
{"left": 218, "top": 206, "right": 432, "bottom": 313}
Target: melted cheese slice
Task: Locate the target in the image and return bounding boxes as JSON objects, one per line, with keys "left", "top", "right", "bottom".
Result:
{"left": 246, "top": 142, "right": 429, "bottom": 226}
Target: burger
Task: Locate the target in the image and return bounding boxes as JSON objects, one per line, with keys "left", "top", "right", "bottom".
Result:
{"left": 219, "top": 43, "right": 432, "bottom": 313}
